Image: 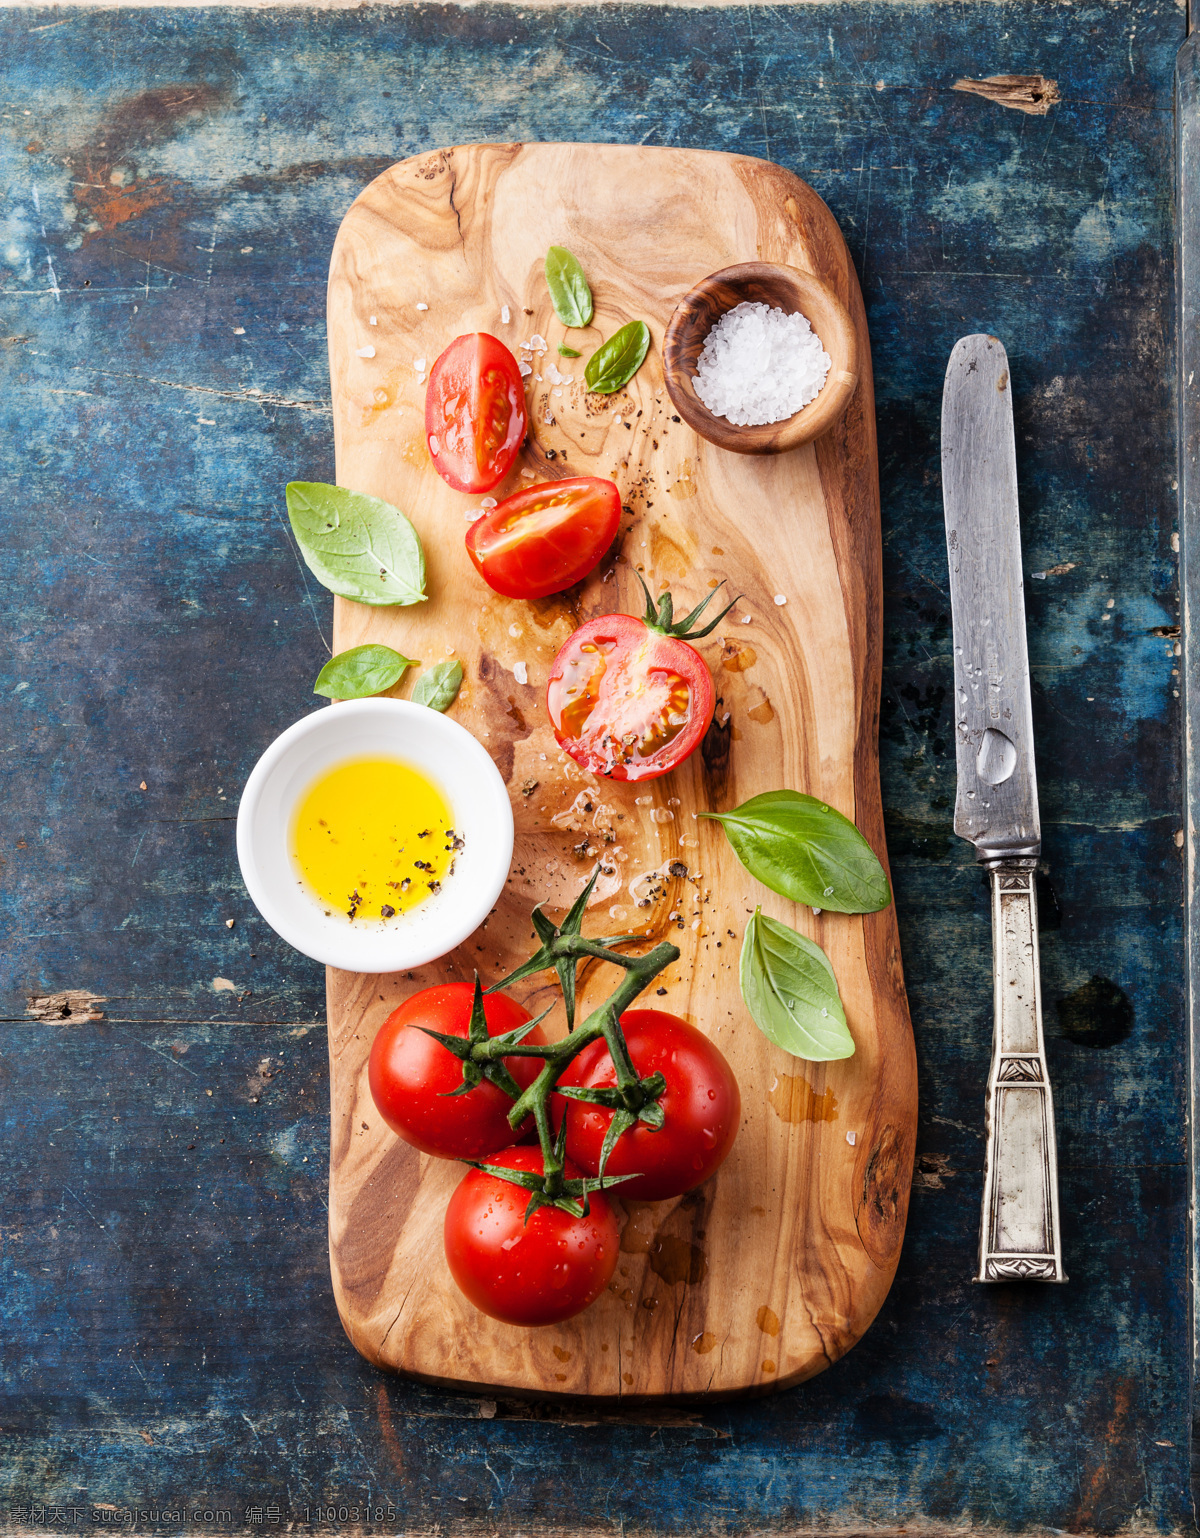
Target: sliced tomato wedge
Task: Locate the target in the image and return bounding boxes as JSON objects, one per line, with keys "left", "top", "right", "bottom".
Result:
{"left": 425, "top": 333, "right": 527, "bottom": 494}
{"left": 546, "top": 579, "right": 737, "bottom": 781}
{"left": 465, "top": 477, "right": 621, "bottom": 599}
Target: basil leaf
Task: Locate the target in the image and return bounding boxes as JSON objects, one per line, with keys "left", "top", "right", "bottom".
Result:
{"left": 545, "top": 246, "right": 593, "bottom": 328}
{"left": 584, "top": 320, "right": 651, "bottom": 396}
{"left": 313, "top": 644, "right": 416, "bottom": 700}
{"left": 740, "top": 909, "right": 855, "bottom": 1061}
{"left": 701, "top": 790, "right": 890, "bottom": 914}
{"left": 411, "top": 658, "right": 463, "bottom": 712}
{"left": 558, "top": 344, "right": 581, "bottom": 358}
{"left": 286, "top": 482, "right": 426, "bottom": 607}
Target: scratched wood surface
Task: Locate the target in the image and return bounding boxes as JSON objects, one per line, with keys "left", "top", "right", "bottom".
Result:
{"left": 323, "top": 143, "right": 915, "bottom": 1397}
{"left": 0, "top": 2, "right": 1187, "bottom": 1532}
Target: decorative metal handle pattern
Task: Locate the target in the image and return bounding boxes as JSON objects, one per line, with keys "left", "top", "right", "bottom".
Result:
{"left": 976, "top": 864, "right": 1067, "bottom": 1283}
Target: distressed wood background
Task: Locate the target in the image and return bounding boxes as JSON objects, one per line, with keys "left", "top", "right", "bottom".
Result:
{"left": 0, "top": 1, "right": 1185, "bottom": 1532}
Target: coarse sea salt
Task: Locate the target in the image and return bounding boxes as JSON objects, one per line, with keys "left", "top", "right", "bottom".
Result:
{"left": 694, "top": 301, "right": 831, "bottom": 426}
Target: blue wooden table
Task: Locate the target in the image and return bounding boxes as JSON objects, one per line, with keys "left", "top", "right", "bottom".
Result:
{"left": 0, "top": 3, "right": 1186, "bottom": 1531}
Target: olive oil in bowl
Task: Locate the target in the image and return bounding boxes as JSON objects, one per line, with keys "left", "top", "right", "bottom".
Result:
{"left": 290, "top": 756, "right": 463, "bottom": 923}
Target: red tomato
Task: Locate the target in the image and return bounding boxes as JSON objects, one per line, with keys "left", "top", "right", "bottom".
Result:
{"left": 546, "top": 610, "right": 716, "bottom": 781}
{"left": 465, "top": 477, "right": 621, "bottom": 599}
{"left": 425, "top": 333, "right": 527, "bottom": 493}
{"left": 368, "top": 984, "right": 546, "bottom": 1160}
{"left": 443, "top": 1145, "right": 619, "bottom": 1326}
{"left": 555, "top": 1010, "right": 740, "bottom": 1201}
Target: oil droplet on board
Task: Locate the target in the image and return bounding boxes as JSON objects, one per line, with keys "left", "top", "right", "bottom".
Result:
{"left": 552, "top": 1345, "right": 571, "bottom": 1362}
{"left": 756, "top": 1305, "right": 781, "bottom": 1337}
{"left": 747, "top": 697, "right": 775, "bottom": 725}
{"left": 761, "top": 1359, "right": 777, "bottom": 1375}
{"left": 768, "top": 1074, "right": 839, "bottom": 1124}
{"left": 619, "top": 1204, "right": 659, "bottom": 1254}
{"left": 648, "top": 1235, "right": 708, "bottom": 1287}
{"left": 692, "top": 1332, "right": 717, "bottom": 1355}
{"left": 722, "top": 643, "right": 758, "bottom": 673}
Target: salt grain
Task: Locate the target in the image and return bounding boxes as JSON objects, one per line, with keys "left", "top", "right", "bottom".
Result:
{"left": 413, "top": 356, "right": 426, "bottom": 371}
{"left": 416, "top": 302, "right": 429, "bottom": 311}
{"left": 233, "top": 326, "right": 246, "bottom": 336}
{"left": 519, "top": 361, "right": 532, "bottom": 378}
{"left": 480, "top": 497, "right": 498, "bottom": 509}
{"left": 369, "top": 315, "right": 378, "bottom": 325}
{"left": 429, "top": 434, "right": 440, "bottom": 455}
{"left": 513, "top": 662, "right": 528, "bottom": 684}
{"left": 774, "top": 594, "right": 787, "bottom": 606}
{"left": 501, "top": 305, "right": 511, "bottom": 324}
{"left": 694, "top": 301, "right": 831, "bottom": 426}
{"left": 356, "top": 344, "right": 376, "bottom": 358}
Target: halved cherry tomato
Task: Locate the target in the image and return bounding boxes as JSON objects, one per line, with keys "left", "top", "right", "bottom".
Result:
{"left": 443, "top": 1145, "right": 619, "bottom": 1326}
{"left": 546, "top": 580, "right": 736, "bottom": 781}
{"left": 465, "top": 477, "right": 621, "bottom": 599}
{"left": 553, "top": 1010, "right": 741, "bottom": 1201}
{"left": 367, "top": 983, "right": 547, "bottom": 1160}
{"left": 425, "top": 333, "right": 527, "bottom": 494}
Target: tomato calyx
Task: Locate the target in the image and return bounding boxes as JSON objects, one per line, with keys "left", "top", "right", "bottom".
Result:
{"left": 556, "top": 1074, "right": 668, "bottom": 1179}
{"left": 412, "top": 976, "right": 551, "bottom": 1103}
{"left": 487, "top": 864, "right": 640, "bottom": 1031}
{"left": 466, "top": 1117, "right": 638, "bottom": 1222}
{"left": 633, "top": 570, "right": 741, "bottom": 641}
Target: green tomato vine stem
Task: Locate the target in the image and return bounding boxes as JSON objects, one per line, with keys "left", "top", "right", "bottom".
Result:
{"left": 453, "top": 867, "right": 681, "bottom": 1204}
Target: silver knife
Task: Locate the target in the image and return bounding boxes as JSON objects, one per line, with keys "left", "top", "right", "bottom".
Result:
{"left": 941, "top": 334, "right": 1067, "bottom": 1284}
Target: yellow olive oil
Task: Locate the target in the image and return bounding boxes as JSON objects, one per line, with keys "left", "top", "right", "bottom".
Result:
{"left": 290, "top": 756, "right": 461, "bottom": 922}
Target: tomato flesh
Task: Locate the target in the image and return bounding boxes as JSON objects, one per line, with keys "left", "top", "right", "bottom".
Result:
{"left": 466, "top": 477, "right": 621, "bottom": 599}
{"left": 425, "top": 333, "right": 527, "bottom": 494}
{"left": 367, "top": 983, "right": 547, "bottom": 1160}
{"left": 546, "top": 614, "right": 714, "bottom": 781}
{"left": 443, "top": 1146, "right": 619, "bottom": 1326}
{"left": 554, "top": 1010, "right": 741, "bottom": 1201}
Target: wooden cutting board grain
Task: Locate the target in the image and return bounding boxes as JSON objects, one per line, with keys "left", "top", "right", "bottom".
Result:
{"left": 323, "top": 142, "right": 916, "bottom": 1400}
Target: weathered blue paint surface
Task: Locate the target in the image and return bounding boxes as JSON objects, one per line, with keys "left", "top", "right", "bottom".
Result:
{"left": 0, "top": 2, "right": 1185, "bottom": 1531}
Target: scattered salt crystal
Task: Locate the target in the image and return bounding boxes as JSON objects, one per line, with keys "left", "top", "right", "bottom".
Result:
{"left": 774, "top": 594, "right": 787, "bottom": 606}
{"left": 233, "top": 326, "right": 246, "bottom": 336}
{"left": 369, "top": 315, "right": 378, "bottom": 325}
{"left": 741, "top": 614, "right": 753, "bottom": 624}
{"left": 416, "top": 302, "right": 429, "bottom": 311}
{"left": 530, "top": 333, "right": 548, "bottom": 353}
{"left": 417, "top": 374, "right": 426, "bottom": 385}
{"left": 545, "top": 364, "right": 564, "bottom": 385}
{"left": 429, "top": 434, "right": 440, "bottom": 454}
{"left": 501, "top": 304, "right": 511, "bottom": 324}
{"left": 847, "top": 1130, "right": 857, "bottom": 1146}
{"left": 519, "top": 361, "right": 532, "bottom": 378}
{"left": 513, "top": 661, "right": 528, "bottom": 684}
{"left": 356, "top": 344, "right": 376, "bottom": 358}
{"left": 694, "top": 301, "right": 831, "bottom": 426}
{"left": 613, "top": 413, "right": 622, "bottom": 425}
{"left": 464, "top": 507, "right": 477, "bottom": 521}
{"left": 552, "top": 388, "right": 562, "bottom": 398}
{"left": 520, "top": 469, "right": 535, "bottom": 479}
{"left": 508, "top": 623, "right": 521, "bottom": 637}
{"left": 480, "top": 497, "right": 498, "bottom": 509}
{"left": 413, "top": 356, "right": 426, "bottom": 371}
{"left": 542, "top": 411, "right": 554, "bottom": 425}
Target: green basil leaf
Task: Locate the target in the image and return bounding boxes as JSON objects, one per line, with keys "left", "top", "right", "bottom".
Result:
{"left": 545, "top": 246, "right": 593, "bottom": 328}
{"left": 740, "top": 909, "right": 854, "bottom": 1061}
{"left": 700, "top": 790, "right": 890, "bottom": 914}
{"left": 411, "top": 658, "right": 463, "bottom": 712}
{"left": 313, "top": 644, "right": 417, "bottom": 700}
{"left": 286, "top": 482, "right": 426, "bottom": 607}
{"left": 558, "top": 344, "right": 581, "bottom": 358}
{"left": 584, "top": 320, "right": 651, "bottom": 395}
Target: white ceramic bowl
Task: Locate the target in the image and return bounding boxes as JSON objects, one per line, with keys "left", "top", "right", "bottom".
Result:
{"left": 236, "top": 698, "right": 514, "bottom": 972}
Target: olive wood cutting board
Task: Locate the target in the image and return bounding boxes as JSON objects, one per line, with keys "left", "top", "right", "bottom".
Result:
{"left": 323, "top": 142, "right": 916, "bottom": 1400}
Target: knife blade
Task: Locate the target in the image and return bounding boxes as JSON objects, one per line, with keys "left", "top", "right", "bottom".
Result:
{"left": 941, "top": 334, "right": 1067, "bottom": 1284}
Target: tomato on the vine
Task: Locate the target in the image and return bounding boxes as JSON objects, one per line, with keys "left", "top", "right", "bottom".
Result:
{"left": 546, "top": 579, "right": 737, "bottom": 781}
{"left": 368, "top": 983, "right": 546, "bottom": 1160}
{"left": 425, "top": 333, "right": 527, "bottom": 494}
{"left": 465, "top": 477, "right": 621, "bottom": 599}
{"left": 443, "top": 1146, "right": 619, "bottom": 1326}
{"left": 554, "top": 1010, "right": 741, "bottom": 1201}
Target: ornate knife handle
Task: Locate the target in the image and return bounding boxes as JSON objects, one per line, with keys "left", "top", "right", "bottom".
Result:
{"left": 976, "top": 862, "right": 1067, "bottom": 1283}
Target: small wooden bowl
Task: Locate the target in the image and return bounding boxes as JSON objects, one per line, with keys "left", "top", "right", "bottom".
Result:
{"left": 662, "top": 262, "right": 859, "bottom": 454}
